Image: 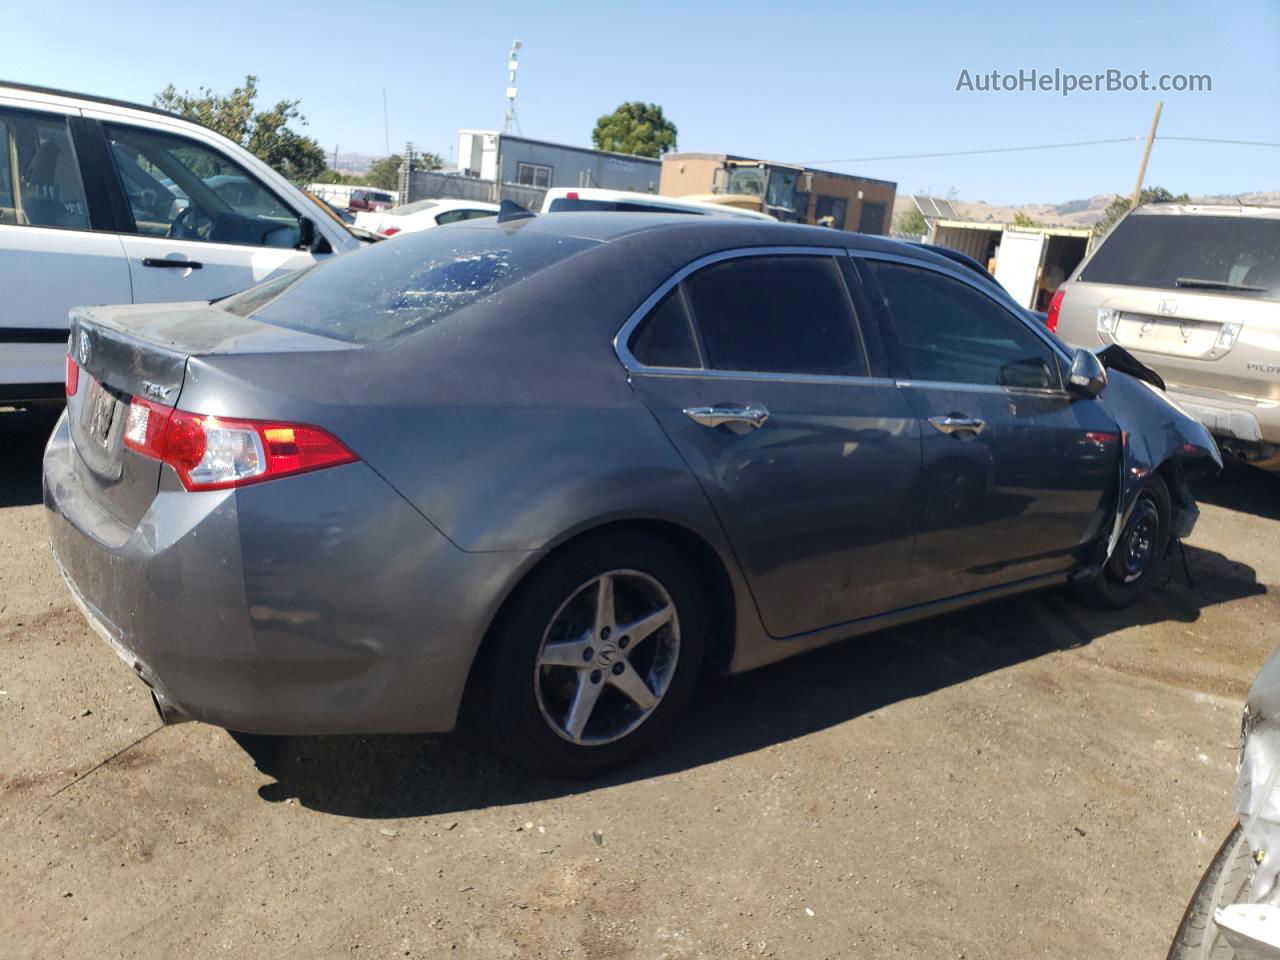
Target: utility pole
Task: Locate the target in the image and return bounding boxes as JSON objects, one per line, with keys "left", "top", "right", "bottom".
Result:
{"left": 503, "top": 40, "right": 521, "bottom": 135}
{"left": 382, "top": 88, "right": 390, "bottom": 157}
{"left": 332, "top": 143, "right": 338, "bottom": 170}
{"left": 1129, "top": 101, "right": 1163, "bottom": 210}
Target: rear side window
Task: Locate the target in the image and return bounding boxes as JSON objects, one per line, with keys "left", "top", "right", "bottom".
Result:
{"left": 865, "top": 260, "right": 1061, "bottom": 390}
{"left": 682, "top": 255, "right": 867, "bottom": 376}
{"left": 629, "top": 289, "right": 701, "bottom": 368}
{"left": 0, "top": 107, "right": 89, "bottom": 230}
{"left": 1081, "top": 214, "right": 1280, "bottom": 301}
{"left": 221, "top": 227, "right": 596, "bottom": 342}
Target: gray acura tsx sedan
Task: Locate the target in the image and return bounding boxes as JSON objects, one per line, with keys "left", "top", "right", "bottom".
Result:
{"left": 44, "top": 209, "right": 1221, "bottom": 776}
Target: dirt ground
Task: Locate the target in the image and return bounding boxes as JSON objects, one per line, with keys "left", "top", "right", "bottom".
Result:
{"left": 2, "top": 406, "right": 1278, "bottom": 960}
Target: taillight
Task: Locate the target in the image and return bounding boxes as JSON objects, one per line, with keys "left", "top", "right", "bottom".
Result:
{"left": 380, "top": 226, "right": 401, "bottom": 236}
{"left": 1046, "top": 288, "right": 1065, "bottom": 333}
{"left": 123, "top": 397, "right": 357, "bottom": 491}
{"left": 65, "top": 354, "right": 79, "bottom": 397}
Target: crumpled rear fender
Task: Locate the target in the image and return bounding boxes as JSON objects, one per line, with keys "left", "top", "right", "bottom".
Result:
{"left": 1095, "top": 366, "right": 1222, "bottom": 562}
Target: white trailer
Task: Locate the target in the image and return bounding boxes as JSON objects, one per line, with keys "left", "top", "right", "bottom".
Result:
{"left": 927, "top": 219, "right": 1094, "bottom": 312}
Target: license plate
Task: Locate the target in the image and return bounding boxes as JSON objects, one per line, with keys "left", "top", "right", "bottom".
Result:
{"left": 85, "top": 378, "right": 119, "bottom": 447}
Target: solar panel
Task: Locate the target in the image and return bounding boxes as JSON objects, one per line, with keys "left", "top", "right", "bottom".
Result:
{"left": 913, "top": 196, "right": 959, "bottom": 220}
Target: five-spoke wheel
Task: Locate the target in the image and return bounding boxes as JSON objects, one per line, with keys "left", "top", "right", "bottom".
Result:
{"left": 535, "top": 570, "right": 680, "bottom": 745}
{"left": 478, "top": 533, "right": 705, "bottom": 777}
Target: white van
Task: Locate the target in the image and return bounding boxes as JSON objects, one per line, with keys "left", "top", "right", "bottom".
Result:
{"left": 539, "top": 187, "right": 776, "bottom": 221}
{"left": 0, "top": 82, "right": 362, "bottom": 403}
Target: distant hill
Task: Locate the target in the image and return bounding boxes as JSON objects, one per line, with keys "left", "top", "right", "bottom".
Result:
{"left": 893, "top": 191, "right": 1280, "bottom": 231}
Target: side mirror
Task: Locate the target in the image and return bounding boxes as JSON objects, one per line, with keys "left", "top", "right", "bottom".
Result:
{"left": 1067, "top": 348, "right": 1108, "bottom": 397}
{"left": 297, "top": 216, "right": 317, "bottom": 250}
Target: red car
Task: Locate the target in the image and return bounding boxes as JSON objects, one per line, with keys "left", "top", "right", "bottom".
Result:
{"left": 347, "top": 188, "right": 395, "bottom": 212}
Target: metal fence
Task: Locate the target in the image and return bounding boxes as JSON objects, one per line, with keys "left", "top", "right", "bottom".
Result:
{"left": 401, "top": 168, "right": 548, "bottom": 211}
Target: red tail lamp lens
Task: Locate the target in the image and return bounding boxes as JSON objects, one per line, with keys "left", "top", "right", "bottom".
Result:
{"left": 122, "top": 398, "right": 357, "bottom": 491}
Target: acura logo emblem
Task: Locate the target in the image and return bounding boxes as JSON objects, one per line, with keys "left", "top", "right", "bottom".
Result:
{"left": 1157, "top": 299, "right": 1178, "bottom": 317}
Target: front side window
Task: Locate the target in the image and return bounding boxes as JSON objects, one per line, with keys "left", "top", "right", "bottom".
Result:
{"left": 682, "top": 255, "right": 868, "bottom": 377}
{"left": 864, "top": 260, "right": 1061, "bottom": 390}
{"left": 104, "top": 123, "right": 300, "bottom": 248}
{"left": 0, "top": 108, "right": 89, "bottom": 230}
{"left": 517, "top": 163, "right": 552, "bottom": 188}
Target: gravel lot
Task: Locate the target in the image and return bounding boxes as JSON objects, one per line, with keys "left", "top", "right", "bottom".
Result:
{"left": 2, "top": 406, "right": 1278, "bottom": 959}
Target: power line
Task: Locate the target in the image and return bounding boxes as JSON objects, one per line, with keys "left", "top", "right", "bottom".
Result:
{"left": 802, "top": 137, "right": 1142, "bottom": 165}
{"left": 1159, "top": 136, "right": 1280, "bottom": 148}
{"left": 803, "top": 133, "right": 1280, "bottom": 167}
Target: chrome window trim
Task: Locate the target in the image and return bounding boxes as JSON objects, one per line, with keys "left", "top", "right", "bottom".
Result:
{"left": 849, "top": 247, "right": 1074, "bottom": 373}
{"left": 613, "top": 245, "right": 872, "bottom": 382}
{"left": 633, "top": 366, "right": 900, "bottom": 388}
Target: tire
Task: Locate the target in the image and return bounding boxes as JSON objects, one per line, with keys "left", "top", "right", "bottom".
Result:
{"left": 476, "top": 531, "right": 707, "bottom": 778}
{"left": 1168, "top": 825, "right": 1254, "bottom": 960}
{"left": 1073, "top": 473, "right": 1172, "bottom": 610}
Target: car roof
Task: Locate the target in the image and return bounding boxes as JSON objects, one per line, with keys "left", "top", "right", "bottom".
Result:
{"left": 1132, "top": 202, "right": 1280, "bottom": 220}
{"left": 543, "top": 186, "right": 775, "bottom": 221}
{"left": 452, "top": 210, "right": 946, "bottom": 261}
{"left": 1, "top": 79, "right": 205, "bottom": 127}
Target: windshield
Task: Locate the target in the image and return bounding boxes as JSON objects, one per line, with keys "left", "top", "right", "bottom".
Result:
{"left": 219, "top": 227, "right": 596, "bottom": 343}
{"left": 1081, "top": 213, "right": 1280, "bottom": 301}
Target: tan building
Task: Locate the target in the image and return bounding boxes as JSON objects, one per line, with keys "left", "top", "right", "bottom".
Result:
{"left": 659, "top": 153, "right": 897, "bottom": 233}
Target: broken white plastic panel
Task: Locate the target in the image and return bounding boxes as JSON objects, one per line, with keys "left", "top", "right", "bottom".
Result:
{"left": 1216, "top": 903, "right": 1280, "bottom": 960}
{"left": 1217, "top": 321, "right": 1243, "bottom": 351}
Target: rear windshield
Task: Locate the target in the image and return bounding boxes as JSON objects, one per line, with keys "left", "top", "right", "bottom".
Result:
{"left": 547, "top": 197, "right": 707, "bottom": 215}
{"left": 219, "top": 228, "right": 596, "bottom": 342}
{"left": 1081, "top": 213, "right": 1280, "bottom": 301}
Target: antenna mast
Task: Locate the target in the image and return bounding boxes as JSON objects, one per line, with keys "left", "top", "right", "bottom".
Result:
{"left": 503, "top": 40, "right": 522, "bottom": 135}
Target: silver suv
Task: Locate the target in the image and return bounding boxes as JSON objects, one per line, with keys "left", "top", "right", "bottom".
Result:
{"left": 1056, "top": 203, "right": 1280, "bottom": 469}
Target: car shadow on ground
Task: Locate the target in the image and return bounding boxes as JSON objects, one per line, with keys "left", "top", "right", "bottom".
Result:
{"left": 0, "top": 406, "right": 61, "bottom": 508}
{"left": 1192, "top": 459, "right": 1280, "bottom": 522}
{"left": 233, "top": 539, "right": 1265, "bottom": 819}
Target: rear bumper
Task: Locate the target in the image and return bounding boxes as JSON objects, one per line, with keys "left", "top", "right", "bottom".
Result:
{"left": 43, "top": 413, "right": 538, "bottom": 734}
{"left": 1166, "top": 385, "right": 1280, "bottom": 460}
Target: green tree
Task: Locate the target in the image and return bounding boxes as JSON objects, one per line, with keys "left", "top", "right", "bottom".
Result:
{"left": 894, "top": 207, "right": 928, "bottom": 237}
{"left": 1093, "top": 186, "right": 1190, "bottom": 237}
{"left": 591, "top": 102, "right": 677, "bottom": 158}
{"left": 366, "top": 154, "right": 403, "bottom": 191}
{"left": 154, "top": 76, "right": 326, "bottom": 183}
{"left": 1012, "top": 211, "right": 1042, "bottom": 228}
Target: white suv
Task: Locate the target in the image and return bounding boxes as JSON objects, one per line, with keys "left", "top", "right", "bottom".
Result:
{"left": 0, "top": 82, "right": 362, "bottom": 403}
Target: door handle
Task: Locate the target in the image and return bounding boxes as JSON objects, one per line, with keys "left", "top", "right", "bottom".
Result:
{"left": 929, "top": 415, "right": 986, "bottom": 436}
{"left": 142, "top": 258, "right": 203, "bottom": 270}
{"left": 683, "top": 404, "right": 770, "bottom": 429}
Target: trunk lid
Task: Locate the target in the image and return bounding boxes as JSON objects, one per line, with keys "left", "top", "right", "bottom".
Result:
{"left": 66, "top": 301, "right": 349, "bottom": 529}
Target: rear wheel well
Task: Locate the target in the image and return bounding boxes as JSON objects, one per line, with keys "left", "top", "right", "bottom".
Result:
{"left": 460, "top": 519, "right": 738, "bottom": 723}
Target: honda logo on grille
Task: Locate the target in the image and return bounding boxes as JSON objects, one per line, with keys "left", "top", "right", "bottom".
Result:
{"left": 1157, "top": 299, "right": 1179, "bottom": 316}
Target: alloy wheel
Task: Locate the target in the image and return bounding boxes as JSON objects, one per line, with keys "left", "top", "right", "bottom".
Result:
{"left": 533, "top": 569, "right": 681, "bottom": 746}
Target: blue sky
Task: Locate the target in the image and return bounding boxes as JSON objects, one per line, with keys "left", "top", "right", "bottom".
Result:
{"left": 7, "top": 0, "right": 1278, "bottom": 205}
